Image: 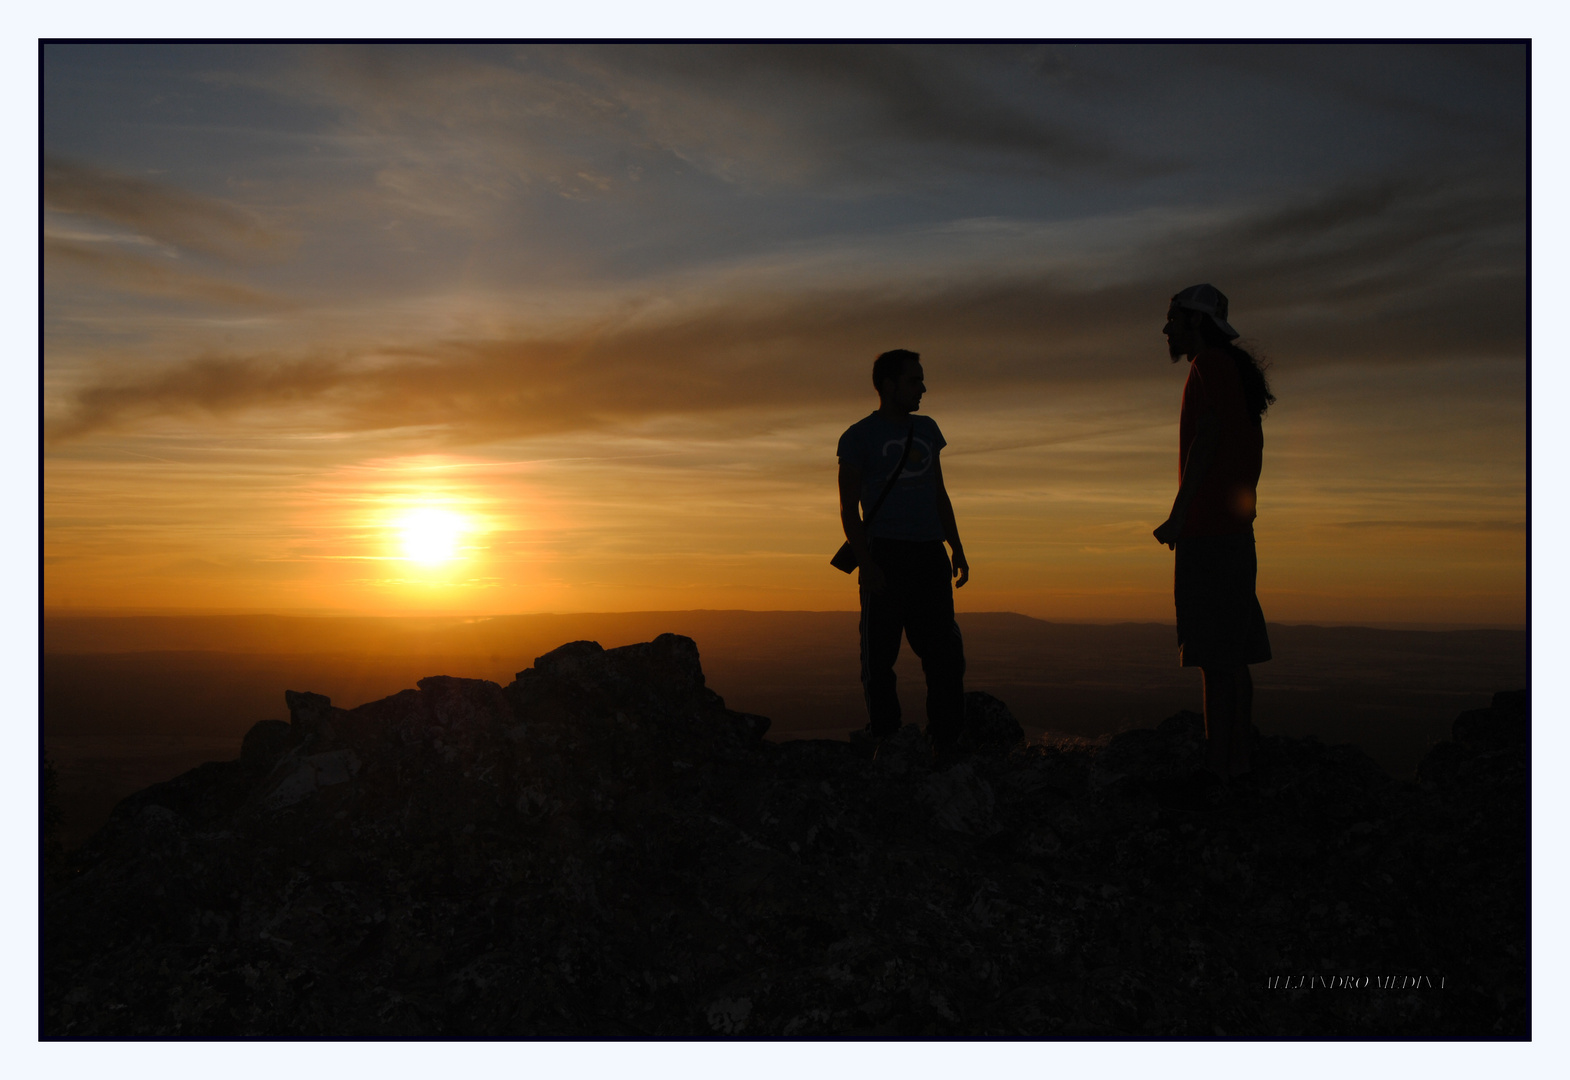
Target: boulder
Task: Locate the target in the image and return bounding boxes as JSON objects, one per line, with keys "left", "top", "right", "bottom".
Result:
{"left": 1452, "top": 688, "right": 1528, "bottom": 752}
{"left": 284, "top": 689, "right": 336, "bottom": 740}
{"left": 959, "top": 691, "right": 1024, "bottom": 755}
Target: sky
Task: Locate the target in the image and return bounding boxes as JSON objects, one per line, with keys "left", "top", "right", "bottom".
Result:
{"left": 41, "top": 42, "right": 1527, "bottom": 624}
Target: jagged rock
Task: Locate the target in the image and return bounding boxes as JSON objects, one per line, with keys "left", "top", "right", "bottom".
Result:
{"left": 239, "top": 719, "right": 293, "bottom": 772}
{"left": 919, "top": 762, "right": 999, "bottom": 835}
{"left": 284, "top": 689, "right": 335, "bottom": 740}
{"left": 959, "top": 691, "right": 1024, "bottom": 755}
{"left": 42, "top": 637, "right": 1526, "bottom": 1038}
{"left": 1156, "top": 708, "right": 1205, "bottom": 741}
{"left": 1452, "top": 688, "right": 1527, "bottom": 752}
{"left": 254, "top": 749, "right": 362, "bottom": 812}
{"left": 872, "top": 723, "right": 929, "bottom": 776}
{"left": 1416, "top": 687, "right": 1528, "bottom": 786}
{"left": 530, "top": 639, "right": 606, "bottom": 680}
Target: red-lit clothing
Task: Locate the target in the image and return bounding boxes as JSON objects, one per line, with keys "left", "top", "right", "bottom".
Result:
{"left": 1179, "top": 347, "right": 1262, "bottom": 537}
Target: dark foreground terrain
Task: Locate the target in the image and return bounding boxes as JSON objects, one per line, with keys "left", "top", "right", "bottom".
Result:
{"left": 42, "top": 612, "right": 1527, "bottom": 848}
{"left": 42, "top": 634, "right": 1527, "bottom": 1037}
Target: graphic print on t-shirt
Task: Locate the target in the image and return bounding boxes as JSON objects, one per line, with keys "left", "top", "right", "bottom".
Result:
{"left": 880, "top": 437, "right": 934, "bottom": 481}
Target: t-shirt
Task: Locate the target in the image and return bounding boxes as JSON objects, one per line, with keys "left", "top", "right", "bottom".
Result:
{"left": 1179, "top": 347, "right": 1263, "bottom": 537}
{"left": 836, "top": 411, "right": 948, "bottom": 542}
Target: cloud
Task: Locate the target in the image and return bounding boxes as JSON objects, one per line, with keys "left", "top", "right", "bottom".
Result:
{"left": 271, "top": 43, "right": 1162, "bottom": 218}
{"left": 44, "top": 157, "right": 280, "bottom": 258}
{"left": 572, "top": 44, "right": 1168, "bottom": 181}
{"left": 45, "top": 237, "right": 286, "bottom": 308}
{"left": 49, "top": 354, "right": 352, "bottom": 442}
{"left": 1334, "top": 520, "right": 1525, "bottom": 531}
{"left": 45, "top": 166, "right": 1522, "bottom": 445}
{"left": 249, "top": 45, "right": 693, "bottom": 218}
{"left": 44, "top": 284, "right": 1134, "bottom": 443}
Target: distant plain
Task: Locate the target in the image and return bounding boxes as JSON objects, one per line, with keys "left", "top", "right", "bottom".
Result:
{"left": 43, "top": 611, "right": 1526, "bottom": 849}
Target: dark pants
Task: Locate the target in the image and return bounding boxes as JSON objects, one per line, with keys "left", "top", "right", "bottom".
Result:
{"left": 1175, "top": 530, "right": 1272, "bottom": 668}
{"left": 859, "top": 538, "right": 966, "bottom": 746}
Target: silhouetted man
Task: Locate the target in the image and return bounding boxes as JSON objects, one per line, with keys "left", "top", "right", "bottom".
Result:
{"left": 838, "top": 349, "right": 969, "bottom": 761}
{"left": 1154, "top": 285, "right": 1275, "bottom": 782}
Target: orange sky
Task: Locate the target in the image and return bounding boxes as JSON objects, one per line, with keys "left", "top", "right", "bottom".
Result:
{"left": 42, "top": 44, "right": 1526, "bottom": 626}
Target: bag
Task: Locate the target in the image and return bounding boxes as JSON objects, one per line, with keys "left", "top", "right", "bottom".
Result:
{"left": 830, "top": 425, "right": 914, "bottom": 574}
{"left": 829, "top": 541, "right": 860, "bottom": 574}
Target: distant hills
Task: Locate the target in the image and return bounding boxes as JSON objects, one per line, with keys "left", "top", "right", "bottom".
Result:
{"left": 44, "top": 611, "right": 1524, "bottom": 848}
{"left": 44, "top": 609, "right": 1525, "bottom": 757}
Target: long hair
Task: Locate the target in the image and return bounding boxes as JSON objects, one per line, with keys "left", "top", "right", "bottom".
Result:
{"left": 1199, "top": 321, "right": 1275, "bottom": 421}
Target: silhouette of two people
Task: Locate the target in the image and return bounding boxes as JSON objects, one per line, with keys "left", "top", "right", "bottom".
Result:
{"left": 839, "top": 287, "right": 1274, "bottom": 781}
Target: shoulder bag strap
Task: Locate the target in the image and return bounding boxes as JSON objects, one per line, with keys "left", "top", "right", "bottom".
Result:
{"left": 862, "top": 425, "right": 915, "bottom": 528}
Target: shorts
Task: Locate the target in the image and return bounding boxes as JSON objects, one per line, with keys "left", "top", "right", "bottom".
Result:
{"left": 1174, "top": 531, "right": 1272, "bottom": 668}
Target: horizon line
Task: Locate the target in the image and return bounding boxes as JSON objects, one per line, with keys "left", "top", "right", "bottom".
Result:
{"left": 40, "top": 607, "right": 1528, "bottom": 634}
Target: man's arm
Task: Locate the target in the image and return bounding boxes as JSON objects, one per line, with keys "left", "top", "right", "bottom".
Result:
{"left": 1154, "top": 411, "right": 1218, "bottom": 549}
{"left": 931, "top": 456, "right": 969, "bottom": 588}
{"left": 838, "top": 462, "right": 885, "bottom": 592}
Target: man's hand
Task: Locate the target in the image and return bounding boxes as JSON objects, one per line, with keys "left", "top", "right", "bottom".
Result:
{"left": 859, "top": 561, "right": 887, "bottom": 594}
{"left": 1153, "top": 517, "right": 1182, "bottom": 550}
{"left": 931, "top": 459, "right": 968, "bottom": 589}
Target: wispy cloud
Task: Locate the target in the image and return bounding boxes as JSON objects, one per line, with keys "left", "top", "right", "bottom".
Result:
{"left": 1185, "top": 170, "right": 1526, "bottom": 353}
{"left": 266, "top": 43, "right": 1165, "bottom": 222}
{"left": 568, "top": 44, "right": 1170, "bottom": 183}
{"left": 40, "top": 43, "right": 1527, "bottom": 623}
{"left": 1335, "top": 519, "right": 1525, "bottom": 531}
{"left": 46, "top": 161, "right": 1523, "bottom": 445}
{"left": 43, "top": 157, "right": 294, "bottom": 311}
{"left": 49, "top": 354, "right": 353, "bottom": 442}
{"left": 45, "top": 237, "right": 287, "bottom": 308}
{"left": 44, "top": 157, "right": 280, "bottom": 258}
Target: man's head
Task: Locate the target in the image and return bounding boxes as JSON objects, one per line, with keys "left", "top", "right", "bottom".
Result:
{"left": 873, "top": 349, "right": 925, "bottom": 413}
{"left": 1164, "top": 283, "right": 1239, "bottom": 362}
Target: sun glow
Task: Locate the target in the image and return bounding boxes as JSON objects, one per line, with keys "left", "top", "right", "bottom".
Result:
{"left": 398, "top": 507, "right": 468, "bottom": 564}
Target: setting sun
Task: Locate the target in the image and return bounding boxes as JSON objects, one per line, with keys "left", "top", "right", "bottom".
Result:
{"left": 36, "top": 43, "right": 1531, "bottom": 1044}
{"left": 40, "top": 43, "right": 1526, "bottom": 630}
{"left": 398, "top": 507, "right": 467, "bottom": 564}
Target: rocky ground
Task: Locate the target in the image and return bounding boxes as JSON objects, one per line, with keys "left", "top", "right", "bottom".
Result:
{"left": 41, "top": 634, "right": 1527, "bottom": 1037}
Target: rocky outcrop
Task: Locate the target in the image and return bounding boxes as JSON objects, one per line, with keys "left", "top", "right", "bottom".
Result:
{"left": 41, "top": 636, "right": 1526, "bottom": 1037}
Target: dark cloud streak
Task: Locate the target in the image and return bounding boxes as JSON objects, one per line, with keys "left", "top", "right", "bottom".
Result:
{"left": 1336, "top": 520, "right": 1525, "bottom": 531}
{"left": 48, "top": 248, "right": 1521, "bottom": 448}
{"left": 589, "top": 44, "right": 1168, "bottom": 179}
{"left": 44, "top": 138, "right": 1523, "bottom": 445}
{"left": 45, "top": 238, "right": 287, "bottom": 308}
{"left": 44, "top": 157, "right": 280, "bottom": 258}
{"left": 50, "top": 355, "right": 353, "bottom": 442}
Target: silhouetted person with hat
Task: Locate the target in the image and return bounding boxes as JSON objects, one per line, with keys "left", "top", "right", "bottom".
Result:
{"left": 1154, "top": 285, "right": 1275, "bottom": 782}
{"left": 837, "top": 349, "right": 969, "bottom": 763}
